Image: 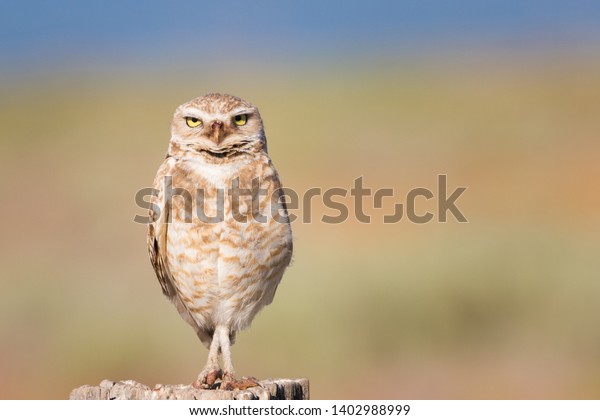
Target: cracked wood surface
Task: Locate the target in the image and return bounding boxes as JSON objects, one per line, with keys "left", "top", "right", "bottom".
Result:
{"left": 69, "top": 378, "right": 309, "bottom": 400}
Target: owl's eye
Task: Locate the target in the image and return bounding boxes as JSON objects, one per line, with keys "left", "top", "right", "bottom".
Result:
{"left": 185, "top": 117, "right": 202, "bottom": 128}
{"left": 233, "top": 114, "right": 248, "bottom": 126}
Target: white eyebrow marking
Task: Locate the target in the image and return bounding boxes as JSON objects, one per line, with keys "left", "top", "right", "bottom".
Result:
{"left": 231, "top": 107, "right": 252, "bottom": 115}
{"left": 180, "top": 107, "right": 254, "bottom": 123}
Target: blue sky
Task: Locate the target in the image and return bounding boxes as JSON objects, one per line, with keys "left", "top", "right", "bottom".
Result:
{"left": 1, "top": 0, "right": 599, "bottom": 72}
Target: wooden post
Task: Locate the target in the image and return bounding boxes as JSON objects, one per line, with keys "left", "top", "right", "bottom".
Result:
{"left": 70, "top": 378, "right": 309, "bottom": 400}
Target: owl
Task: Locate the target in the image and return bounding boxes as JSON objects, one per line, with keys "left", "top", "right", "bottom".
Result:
{"left": 147, "top": 93, "right": 293, "bottom": 390}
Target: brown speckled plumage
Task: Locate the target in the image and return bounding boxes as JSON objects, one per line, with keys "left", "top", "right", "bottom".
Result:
{"left": 147, "top": 94, "right": 292, "bottom": 387}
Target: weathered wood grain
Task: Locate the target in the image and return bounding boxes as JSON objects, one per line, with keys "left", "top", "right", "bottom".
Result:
{"left": 69, "top": 378, "right": 309, "bottom": 400}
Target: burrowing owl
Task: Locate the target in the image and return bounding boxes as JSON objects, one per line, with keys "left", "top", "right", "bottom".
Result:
{"left": 147, "top": 93, "right": 293, "bottom": 389}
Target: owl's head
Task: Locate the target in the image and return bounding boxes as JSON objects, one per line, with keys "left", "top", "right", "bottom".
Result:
{"left": 170, "top": 93, "right": 266, "bottom": 157}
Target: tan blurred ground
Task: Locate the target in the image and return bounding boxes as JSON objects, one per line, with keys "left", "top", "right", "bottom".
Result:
{"left": 0, "top": 53, "right": 599, "bottom": 399}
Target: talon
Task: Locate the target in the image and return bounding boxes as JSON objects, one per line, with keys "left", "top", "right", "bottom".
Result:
{"left": 222, "top": 371, "right": 235, "bottom": 383}
{"left": 221, "top": 381, "right": 235, "bottom": 391}
{"left": 206, "top": 369, "right": 223, "bottom": 385}
{"left": 220, "top": 376, "right": 261, "bottom": 391}
{"left": 191, "top": 379, "right": 205, "bottom": 389}
{"left": 238, "top": 380, "right": 256, "bottom": 390}
{"left": 239, "top": 377, "right": 261, "bottom": 389}
{"left": 193, "top": 368, "right": 222, "bottom": 389}
{"left": 242, "top": 376, "right": 260, "bottom": 384}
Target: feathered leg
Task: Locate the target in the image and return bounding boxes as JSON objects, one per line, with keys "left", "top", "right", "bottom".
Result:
{"left": 194, "top": 329, "right": 222, "bottom": 387}
{"left": 193, "top": 325, "right": 260, "bottom": 390}
{"left": 216, "top": 325, "right": 235, "bottom": 381}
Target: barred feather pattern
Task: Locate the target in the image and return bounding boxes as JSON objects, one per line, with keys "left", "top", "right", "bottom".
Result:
{"left": 147, "top": 94, "right": 293, "bottom": 353}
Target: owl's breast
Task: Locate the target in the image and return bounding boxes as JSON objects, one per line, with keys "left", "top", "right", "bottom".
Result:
{"left": 162, "top": 154, "right": 292, "bottom": 329}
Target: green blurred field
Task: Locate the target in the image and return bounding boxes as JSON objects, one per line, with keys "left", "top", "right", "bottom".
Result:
{"left": 1, "top": 54, "right": 599, "bottom": 399}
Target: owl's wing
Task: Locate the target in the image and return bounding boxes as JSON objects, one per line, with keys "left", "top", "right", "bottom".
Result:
{"left": 147, "top": 158, "right": 212, "bottom": 347}
{"left": 147, "top": 159, "right": 177, "bottom": 298}
{"left": 263, "top": 176, "right": 293, "bottom": 307}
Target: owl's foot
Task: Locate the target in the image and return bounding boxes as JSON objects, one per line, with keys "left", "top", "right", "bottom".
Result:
{"left": 192, "top": 368, "right": 222, "bottom": 389}
{"left": 220, "top": 375, "right": 261, "bottom": 391}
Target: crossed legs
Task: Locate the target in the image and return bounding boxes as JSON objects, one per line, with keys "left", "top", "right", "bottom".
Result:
{"left": 196, "top": 325, "right": 235, "bottom": 385}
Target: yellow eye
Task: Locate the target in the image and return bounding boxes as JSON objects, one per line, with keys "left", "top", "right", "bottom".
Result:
{"left": 185, "top": 117, "right": 202, "bottom": 128}
{"left": 233, "top": 114, "right": 247, "bottom": 126}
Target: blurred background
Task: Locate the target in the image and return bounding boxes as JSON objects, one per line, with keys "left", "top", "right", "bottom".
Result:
{"left": 1, "top": 0, "right": 599, "bottom": 399}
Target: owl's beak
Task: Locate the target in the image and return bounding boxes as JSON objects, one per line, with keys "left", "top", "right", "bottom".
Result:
{"left": 210, "top": 120, "right": 225, "bottom": 144}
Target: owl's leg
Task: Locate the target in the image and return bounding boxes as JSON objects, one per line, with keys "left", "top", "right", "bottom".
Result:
{"left": 194, "top": 329, "right": 222, "bottom": 388}
{"left": 216, "top": 325, "right": 235, "bottom": 381}
{"left": 216, "top": 325, "right": 260, "bottom": 391}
